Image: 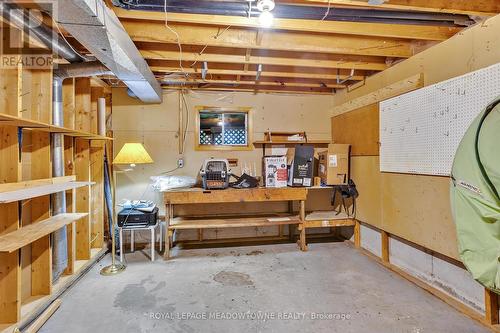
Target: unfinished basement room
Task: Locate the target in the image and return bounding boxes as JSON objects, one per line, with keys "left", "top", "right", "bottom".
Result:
{"left": 0, "top": 0, "right": 500, "bottom": 332}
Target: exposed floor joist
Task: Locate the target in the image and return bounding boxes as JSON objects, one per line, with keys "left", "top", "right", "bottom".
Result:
{"left": 121, "top": 20, "right": 416, "bottom": 58}
{"left": 107, "top": 2, "right": 473, "bottom": 94}
{"left": 139, "top": 47, "right": 389, "bottom": 71}
{"left": 150, "top": 66, "right": 366, "bottom": 82}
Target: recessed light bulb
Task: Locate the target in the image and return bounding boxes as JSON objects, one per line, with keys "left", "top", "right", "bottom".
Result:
{"left": 259, "top": 10, "right": 274, "bottom": 28}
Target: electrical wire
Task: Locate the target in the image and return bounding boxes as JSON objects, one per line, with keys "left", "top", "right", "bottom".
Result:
{"left": 189, "top": 25, "right": 232, "bottom": 69}
{"left": 181, "top": 90, "right": 190, "bottom": 150}
{"left": 321, "top": 0, "right": 332, "bottom": 21}
{"left": 49, "top": 14, "right": 89, "bottom": 61}
{"left": 164, "top": 0, "right": 186, "bottom": 74}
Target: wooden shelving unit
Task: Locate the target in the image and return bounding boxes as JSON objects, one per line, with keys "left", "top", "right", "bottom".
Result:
{"left": 0, "top": 59, "right": 113, "bottom": 331}
{"left": 0, "top": 180, "right": 93, "bottom": 203}
{"left": 0, "top": 213, "right": 88, "bottom": 253}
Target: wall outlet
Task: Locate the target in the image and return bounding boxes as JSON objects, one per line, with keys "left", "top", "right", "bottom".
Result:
{"left": 177, "top": 158, "right": 184, "bottom": 168}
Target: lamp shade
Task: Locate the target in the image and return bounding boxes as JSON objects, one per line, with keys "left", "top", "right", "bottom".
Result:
{"left": 113, "top": 143, "right": 154, "bottom": 165}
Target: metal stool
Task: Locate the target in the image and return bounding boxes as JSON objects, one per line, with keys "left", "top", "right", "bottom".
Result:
{"left": 119, "top": 221, "right": 162, "bottom": 262}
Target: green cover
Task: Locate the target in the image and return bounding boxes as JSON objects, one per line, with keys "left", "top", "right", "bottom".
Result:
{"left": 450, "top": 97, "right": 500, "bottom": 292}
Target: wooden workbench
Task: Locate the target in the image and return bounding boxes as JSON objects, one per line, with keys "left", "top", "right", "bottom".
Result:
{"left": 163, "top": 187, "right": 308, "bottom": 259}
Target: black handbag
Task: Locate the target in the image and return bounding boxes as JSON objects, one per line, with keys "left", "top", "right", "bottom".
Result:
{"left": 331, "top": 179, "right": 359, "bottom": 218}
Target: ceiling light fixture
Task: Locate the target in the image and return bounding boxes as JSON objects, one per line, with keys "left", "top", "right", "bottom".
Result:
{"left": 256, "top": 0, "right": 275, "bottom": 28}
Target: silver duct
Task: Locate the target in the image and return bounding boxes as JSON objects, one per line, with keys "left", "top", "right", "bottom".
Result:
{"left": 51, "top": 78, "right": 67, "bottom": 281}
{"left": 52, "top": 62, "right": 113, "bottom": 281}
{"left": 0, "top": 2, "right": 84, "bottom": 63}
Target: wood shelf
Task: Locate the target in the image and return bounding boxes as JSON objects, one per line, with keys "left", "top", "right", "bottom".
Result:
{"left": 0, "top": 114, "right": 113, "bottom": 140}
{"left": 0, "top": 213, "right": 88, "bottom": 253}
{"left": 303, "top": 211, "right": 356, "bottom": 228}
{"left": 253, "top": 140, "right": 330, "bottom": 146}
{"left": 0, "top": 180, "right": 94, "bottom": 203}
{"left": 170, "top": 214, "right": 301, "bottom": 230}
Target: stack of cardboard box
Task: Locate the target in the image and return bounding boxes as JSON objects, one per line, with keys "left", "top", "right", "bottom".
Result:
{"left": 262, "top": 143, "right": 351, "bottom": 188}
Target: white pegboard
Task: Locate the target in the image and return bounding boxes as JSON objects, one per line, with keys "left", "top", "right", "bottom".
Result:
{"left": 380, "top": 63, "right": 500, "bottom": 176}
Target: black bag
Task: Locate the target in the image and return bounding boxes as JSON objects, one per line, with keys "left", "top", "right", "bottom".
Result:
{"left": 230, "top": 173, "right": 259, "bottom": 189}
{"left": 331, "top": 179, "right": 359, "bottom": 218}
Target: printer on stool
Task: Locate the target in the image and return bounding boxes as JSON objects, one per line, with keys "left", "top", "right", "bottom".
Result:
{"left": 117, "top": 207, "right": 159, "bottom": 228}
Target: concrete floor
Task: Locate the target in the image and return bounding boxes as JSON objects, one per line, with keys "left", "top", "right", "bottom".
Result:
{"left": 40, "top": 242, "right": 488, "bottom": 333}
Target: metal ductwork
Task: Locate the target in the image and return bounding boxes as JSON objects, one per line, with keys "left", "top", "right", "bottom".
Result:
{"left": 54, "top": 61, "right": 112, "bottom": 80}
{"left": 0, "top": 2, "right": 85, "bottom": 63}
{"left": 54, "top": 0, "right": 162, "bottom": 103}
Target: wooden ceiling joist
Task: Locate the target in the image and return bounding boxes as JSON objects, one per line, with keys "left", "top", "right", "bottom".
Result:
{"left": 165, "top": 86, "right": 334, "bottom": 95}
{"left": 140, "top": 49, "right": 388, "bottom": 71}
{"left": 282, "top": 0, "right": 500, "bottom": 17}
{"left": 113, "top": 8, "right": 460, "bottom": 41}
{"left": 151, "top": 66, "right": 365, "bottom": 82}
{"left": 159, "top": 79, "right": 346, "bottom": 89}
{"left": 122, "top": 20, "right": 414, "bottom": 58}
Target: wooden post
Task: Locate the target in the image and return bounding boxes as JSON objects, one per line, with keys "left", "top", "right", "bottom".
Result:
{"left": 75, "top": 78, "right": 91, "bottom": 133}
{"left": 485, "top": 288, "right": 499, "bottom": 325}
{"left": 354, "top": 220, "right": 361, "bottom": 248}
{"left": 64, "top": 138, "right": 76, "bottom": 275}
{"left": 30, "top": 132, "right": 52, "bottom": 296}
{"left": 299, "top": 200, "right": 307, "bottom": 251}
{"left": 381, "top": 230, "right": 390, "bottom": 263}
{"left": 0, "top": 126, "right": 21, "bottom": 324}
{"left": 74, "top": 138, "right": 91, "bottom": 260}
{"left": 90, "top": 88, "right": 105, "bottom": 135}
{"left": 90, "top": 140, "right": 105, "bottom": 249}
{"left": 63, "top": 78, "right": 76, "bottom": 130}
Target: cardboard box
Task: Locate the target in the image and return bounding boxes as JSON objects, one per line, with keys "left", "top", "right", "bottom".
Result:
{"left": 287, "top": 145, "right": 314, "bottom": 187}
{"left": 262, "top": 156, "right": 288, "bottom": 187}
{"left": 318, "top": 144, "right": 350, "bottom": 185}
{"left": 264, "top": 145, "right": 288, "bottom": 157}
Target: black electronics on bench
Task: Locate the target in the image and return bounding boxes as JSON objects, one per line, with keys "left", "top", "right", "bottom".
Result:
{"left": 117, "top": 207, "right": 159, "bottom": 228}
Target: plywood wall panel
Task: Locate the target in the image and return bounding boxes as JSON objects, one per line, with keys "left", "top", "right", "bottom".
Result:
{"left": 331, "top": 103, "right": 379, "bottom": 156}
{"left": 380, "top": 173, "right": 459, "bottom": 260}
{"left": 350, "top": 156, "right": 382, "bottom": 228}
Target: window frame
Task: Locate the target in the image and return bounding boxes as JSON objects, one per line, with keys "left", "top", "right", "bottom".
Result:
{"left": 194, "top": 106, "right": 253, "bottom": 151}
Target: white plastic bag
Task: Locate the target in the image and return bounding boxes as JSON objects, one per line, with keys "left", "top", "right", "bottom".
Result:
{"left": 150, "top": 175, "right": 196, "bottom": 191}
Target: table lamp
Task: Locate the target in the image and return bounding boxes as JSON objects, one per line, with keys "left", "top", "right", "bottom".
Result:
{"left": 100, "top": 143, "right": 154, "bottom": 276}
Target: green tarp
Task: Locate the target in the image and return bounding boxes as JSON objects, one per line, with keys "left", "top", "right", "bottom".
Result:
{"left": 451, "top": 97, "right": 500, "bottom": 292}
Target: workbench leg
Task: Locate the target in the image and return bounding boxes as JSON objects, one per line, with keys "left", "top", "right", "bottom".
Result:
{"left": 354, "top": 220, "right": 361, "bottom": 248}
{"left": 159, "top": 222, "right": 163, "bottom": 252}
{"left": 164, "top": 204, "right": 170, "bottom": 260}
{"left": 299, "top": 200, "right": 307, "bottom": 251}
{"left": 381, "top": 230, "right": 390, "bottom": 263}
{"left": 288, "top": 201, "right": 294, "bottom": 241}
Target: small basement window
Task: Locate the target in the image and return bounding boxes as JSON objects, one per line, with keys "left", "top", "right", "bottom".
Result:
{"left": 195, "top": 106, "right": 253, "bottom": 150}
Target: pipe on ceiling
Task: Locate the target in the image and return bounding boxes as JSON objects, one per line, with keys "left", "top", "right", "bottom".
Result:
{"left": 113, "top": 0, "right": 474, "bottom": 27}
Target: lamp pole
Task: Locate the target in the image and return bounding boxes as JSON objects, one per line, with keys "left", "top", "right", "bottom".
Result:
{"left": 100, "top": 168, "right": 126, "bottom": 275}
